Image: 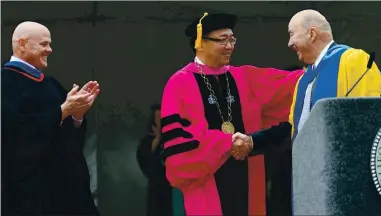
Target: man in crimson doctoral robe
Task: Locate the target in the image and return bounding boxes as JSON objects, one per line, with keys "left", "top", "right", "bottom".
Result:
{"left": 160, "top": 12, "right": 303, "bottom": 216}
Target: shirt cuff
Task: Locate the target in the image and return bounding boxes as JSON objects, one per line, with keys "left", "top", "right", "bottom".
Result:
{"left": 72, "top": 116, "right": 83, "bottom": 128}
{"left": 72, "top": 115, "right": 83, "bottom": 122}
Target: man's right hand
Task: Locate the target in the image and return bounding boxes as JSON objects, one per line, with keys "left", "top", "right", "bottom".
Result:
{"left": 231, "top": 132, "right": 253, "bottom": 160}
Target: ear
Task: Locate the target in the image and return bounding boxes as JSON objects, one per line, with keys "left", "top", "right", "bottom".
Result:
{"left": 309, "top": 27, "right": 318, "bottom": 42}
{"left": 196, "top": 41, "right": 205, "bottom": 52}
{"left": 18, "top": 37, "right": 28, "bottom": 51}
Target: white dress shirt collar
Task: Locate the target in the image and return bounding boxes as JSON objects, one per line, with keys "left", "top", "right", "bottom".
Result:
{"left": 194, "top": 56, "right": 205, "bottom": 65}
{"left": 10, "top": 56, "right": 36, "bottom": 69}
{"left": 313, "top": 40, "right": 334, "bottom": 69}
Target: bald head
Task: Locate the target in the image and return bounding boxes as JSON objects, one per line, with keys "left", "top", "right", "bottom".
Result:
{"left": 288, "top": 10, "right": 333, "bottom": 65}
{"left": 290, "top": 10, "right": 332, "bottom": 34}
{"left": 12, "top": 22, "right": 49, "bottom": 52}
{"left": 12, "top": 21, "right": 52, "bottom": 70}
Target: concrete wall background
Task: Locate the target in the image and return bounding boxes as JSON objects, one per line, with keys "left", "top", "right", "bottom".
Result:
{"left": 2, "top": 1, "right": 381, "bottom": 215}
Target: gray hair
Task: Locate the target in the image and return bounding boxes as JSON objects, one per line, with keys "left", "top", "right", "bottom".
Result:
{"left": 302, "top": 14, "right": 332, "bottom": 33}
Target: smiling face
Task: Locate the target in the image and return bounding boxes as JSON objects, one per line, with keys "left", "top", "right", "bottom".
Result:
{"left": 201, "top": 28, "right": 236, "bottom": 67}
{"left": 19, "top": 27, "right": 52, "bottom": 70}
{"left": 287, "top": 18, "right": 317, "bottom": 65}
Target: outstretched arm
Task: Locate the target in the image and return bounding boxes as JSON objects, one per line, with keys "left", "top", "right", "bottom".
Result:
{"left": 230, "top": 66, "right": 303, "bottom": 158}
{"left": 231, "top": 122, "right": 292, "bottom": 159}
{"left": 239, "top": 65, "right": 303, "bottom": 127}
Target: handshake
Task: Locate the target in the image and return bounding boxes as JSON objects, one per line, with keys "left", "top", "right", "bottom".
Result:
{"left": 230, "top": 132, "right": 253, "bottom": 160}
{"left": 61, "top": 80, "right": 100, "bottom": 121}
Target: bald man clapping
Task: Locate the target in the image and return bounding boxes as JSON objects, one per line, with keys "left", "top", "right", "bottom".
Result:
{"left": 2, "top": 21, "right": 100, "bottom": 215}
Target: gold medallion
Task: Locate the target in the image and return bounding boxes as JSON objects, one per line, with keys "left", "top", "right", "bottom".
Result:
{"left": 221, "top": 121, "right": 235, "bottom": 134}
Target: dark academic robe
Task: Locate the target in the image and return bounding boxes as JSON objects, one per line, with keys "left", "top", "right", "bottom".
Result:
{"left": 265, "top": 146, "right": 293, "bottom": 216}
{"left": 136, "top": 135, "right": 173, "bottom": 216}
{"left": 1, "top": 61, "right": 99, "bottom": 216}
{"left": 160, "top": 62, "right": 303, "bottom": 216}
{"left": 251, "top": 122, "right": 293, "bottom": 216}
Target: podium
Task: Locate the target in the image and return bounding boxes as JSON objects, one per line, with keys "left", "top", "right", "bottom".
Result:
{"left": 292, "top": 97, "right": 381, "bottom": 216}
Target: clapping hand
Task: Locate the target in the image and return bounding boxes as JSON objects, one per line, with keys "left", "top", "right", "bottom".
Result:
{"left": 231, "top": 132, "right": 253, "bottom": 160}
{"left": 61, "top": 81, "right": 100, "bottom": 120}
{"left": 71, "top": 81, "right": 100, "bottom": 119}
{"left": 77, "top": 81, "right": 99, "bottom": 97}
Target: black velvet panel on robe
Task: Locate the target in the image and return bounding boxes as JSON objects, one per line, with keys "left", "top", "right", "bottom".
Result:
{"left": 249, "top": 122, "right": 293, "bottom": 216}
{"left": 193, "top": 72, "right": 248, "bottom": 216}
{"left": 1, "top": 65, "right": 99, "bottom": 215}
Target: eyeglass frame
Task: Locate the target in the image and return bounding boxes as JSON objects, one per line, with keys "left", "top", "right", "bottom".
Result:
{"left": 202, "top": 36, "right": 237, "bottom": 46}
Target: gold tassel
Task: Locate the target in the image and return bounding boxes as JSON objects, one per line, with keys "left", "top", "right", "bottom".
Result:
{"left": 194, "top": 12, "right": 208, "bottom": 50}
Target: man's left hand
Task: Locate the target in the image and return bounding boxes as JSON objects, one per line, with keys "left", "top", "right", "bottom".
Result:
{"left": 72, "top": 81, "right": 100, "bottom": 119}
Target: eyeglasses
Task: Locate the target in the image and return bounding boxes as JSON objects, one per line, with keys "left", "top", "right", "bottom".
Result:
{"left": 202, "top": 37, "right": 237, "bottom": 46}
